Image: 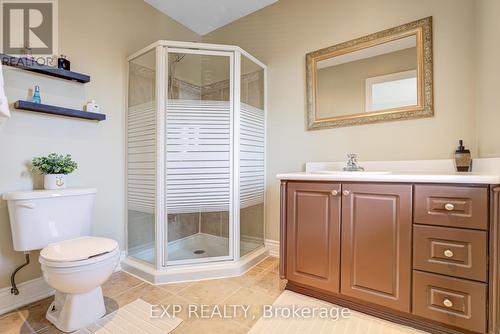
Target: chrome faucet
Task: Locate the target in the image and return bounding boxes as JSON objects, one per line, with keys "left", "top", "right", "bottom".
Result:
{"left": 343, "top": 154, "right": 365, "bottom": 171}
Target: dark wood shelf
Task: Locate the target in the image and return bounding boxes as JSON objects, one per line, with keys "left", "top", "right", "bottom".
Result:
{"left": 1, "top": 54, "right": 90, "bottom": 83}
{"left": 14, "top": 100, "right": 106, "bottom": 121}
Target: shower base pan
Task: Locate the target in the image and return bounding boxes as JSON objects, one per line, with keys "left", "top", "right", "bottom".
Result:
{"left": 121, "top": 234, "right": 269, "bottom": 284}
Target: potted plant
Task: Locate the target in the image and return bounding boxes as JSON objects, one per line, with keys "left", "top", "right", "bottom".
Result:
{"left": 31, "top": 153, "right": 78, "bottom": 190}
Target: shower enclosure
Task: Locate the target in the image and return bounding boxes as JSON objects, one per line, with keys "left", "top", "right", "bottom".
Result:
{"left": 124, "top": 41, "right": 267, "bottom": 282}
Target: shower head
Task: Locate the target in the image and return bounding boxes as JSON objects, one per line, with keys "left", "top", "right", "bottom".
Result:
{"left": 170, "top": 54, "right": 185, "bottom": 64}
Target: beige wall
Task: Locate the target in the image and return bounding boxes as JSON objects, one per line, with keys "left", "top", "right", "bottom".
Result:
{"left": 204, "top": 0, "right": 478, "bottom": 241}
{"left": 0, "top": 0, "right": 199, "bottom": 289}
{"left": 317, "top": 48, "right": 417, "bottom": 118}
{"left": 475, "top": 0, "right": 500, "bottom": 158}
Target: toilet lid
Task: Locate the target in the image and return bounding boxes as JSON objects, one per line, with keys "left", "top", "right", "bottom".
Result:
{"left": 41, "top": 236, "right": 118, "bottom": 262}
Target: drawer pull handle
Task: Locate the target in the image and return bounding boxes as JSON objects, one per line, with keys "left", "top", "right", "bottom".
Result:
{"left": 331, "top": 190, "right": 338, "bottom": 196}
{"left": 444, "top": 249, "right": 454, "bottom": 258}
{"left": 343, "top": 190, "right": 350, "bottom": 196}
{"left": 444, "top": 203, "right": 455, "bottom": 211}
{"left": 443, "top": 299, "right": 453, "bottom": 308}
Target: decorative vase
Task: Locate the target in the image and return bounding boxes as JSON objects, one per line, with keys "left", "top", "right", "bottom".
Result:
{"left": 44, "top": 174, "right": 66, "bottom": 190}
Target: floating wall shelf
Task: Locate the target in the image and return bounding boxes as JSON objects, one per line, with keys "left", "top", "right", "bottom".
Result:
{"left": 14, "top": 101, "right": 106, "bottom": 121}
{"left": 0, "top": 54, "right": 90, "bottom": 83}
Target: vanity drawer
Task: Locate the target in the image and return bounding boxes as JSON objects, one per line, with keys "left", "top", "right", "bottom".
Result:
{"left": 413, "top": 270, "right": 487, "bottom": 333}
{"left": 413, "top": 225, "right": 487, "bottom": 282}
{"left": 414, "top": 185, "right": 488, "bottom": 230}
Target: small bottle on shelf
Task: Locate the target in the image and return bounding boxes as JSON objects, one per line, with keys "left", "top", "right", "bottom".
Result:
{"left": 31, "top": 85, "right": 41, "bottom": 104}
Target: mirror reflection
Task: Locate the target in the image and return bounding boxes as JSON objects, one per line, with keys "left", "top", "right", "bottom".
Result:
{"left": 316, "top": 35, "right": 418, "bottom": 119}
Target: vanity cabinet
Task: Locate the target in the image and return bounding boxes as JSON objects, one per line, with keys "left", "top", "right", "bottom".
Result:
{"left": 285, "top": 182, "right": 341, "bottom": 292}
{"left": 340, "top": 183, "right": 412, "bottom": 312}
{"left": 280, "top": 180, "right": 500, "bottom": 334}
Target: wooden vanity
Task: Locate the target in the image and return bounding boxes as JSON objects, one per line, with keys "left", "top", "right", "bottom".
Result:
{"left": 279, "top": 177, "right": 500, "bottom": 334}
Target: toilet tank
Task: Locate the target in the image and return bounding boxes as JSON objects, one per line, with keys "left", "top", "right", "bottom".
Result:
{"left": 2, "top": 188, "right": 97, "bottom": 251}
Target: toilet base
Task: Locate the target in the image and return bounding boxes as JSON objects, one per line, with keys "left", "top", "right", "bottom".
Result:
{"left": 46, "top": 287, "right": 106, "bottom": 332}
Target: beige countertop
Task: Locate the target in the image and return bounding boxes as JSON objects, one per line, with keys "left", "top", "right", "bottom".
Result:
{"left": 276, "top": 158, "right": 500, "bottom": 184}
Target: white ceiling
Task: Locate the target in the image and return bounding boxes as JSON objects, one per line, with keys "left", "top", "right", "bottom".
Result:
{"left": 145, "top": 0, "right": 278, "bottom": 36}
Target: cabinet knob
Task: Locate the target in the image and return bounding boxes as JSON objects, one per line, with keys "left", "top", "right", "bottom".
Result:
{"left": 343, "top": 190, "right": 350, "bottom": 196}
{"left": 443, "top": 298, "right": 453, "bottom": 308}
{"left": 444, "top": 249, "right": 454, "bottom": 258}
{"left": 444, "top": 203, "right": 455, "bottom": 211}
{"left": 331, "top": 190, "right": 339, "bottom": 196}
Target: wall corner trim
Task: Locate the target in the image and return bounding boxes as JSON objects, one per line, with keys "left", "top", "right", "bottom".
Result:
{"left": 265, "top": 239, "right": 280, "bottom": 257}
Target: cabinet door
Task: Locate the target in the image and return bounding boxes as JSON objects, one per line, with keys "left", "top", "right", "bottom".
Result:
{"left": 286, "top": 182, "right": 341, "bottom": 292}
{"left": 341, "top": 183, "right": 412, "bottom": 312}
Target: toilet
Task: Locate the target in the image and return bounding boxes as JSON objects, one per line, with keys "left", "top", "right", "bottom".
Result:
{"left": 3, "top": 188, "right": 120, "bottom": 332}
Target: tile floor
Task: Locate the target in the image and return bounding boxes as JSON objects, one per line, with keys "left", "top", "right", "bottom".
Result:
{"left": 0, "top": 257, "right": 427, "bottom": 334}
{"left": 0, "top": 257, "right": 282, "bottom": 334}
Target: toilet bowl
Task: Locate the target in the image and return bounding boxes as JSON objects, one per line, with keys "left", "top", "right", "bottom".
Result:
{"left": 39, "top": 236, "right": 120, "bottom": 332}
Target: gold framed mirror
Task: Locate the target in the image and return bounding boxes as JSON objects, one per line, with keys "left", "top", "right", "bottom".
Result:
{"left": 306, "top": 17, "right": 433, "bottom": 130}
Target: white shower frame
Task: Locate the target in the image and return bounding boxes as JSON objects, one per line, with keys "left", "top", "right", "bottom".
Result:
{"left": 124, "top": 40, "right": 268, "bottom": 283}
{"left": 164, "top": 47, "right": 235, "bottom": 267}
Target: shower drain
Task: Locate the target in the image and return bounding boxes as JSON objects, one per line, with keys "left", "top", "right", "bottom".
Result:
{"left": 193, "top": 249, "right": 205, "bottom": 255}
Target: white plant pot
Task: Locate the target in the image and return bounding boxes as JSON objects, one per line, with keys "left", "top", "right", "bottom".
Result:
{"left": 44, "top": 174, "right": 67, "bottom": 190}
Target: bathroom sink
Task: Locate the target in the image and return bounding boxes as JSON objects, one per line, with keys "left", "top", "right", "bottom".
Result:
{"left": 311, "top": 170, "right": 392, "bottom": 175}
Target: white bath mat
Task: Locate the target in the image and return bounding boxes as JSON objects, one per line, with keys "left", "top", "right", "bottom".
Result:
{"left": 249, "top": 290, "right": 426, "bottom": 334}
{"left": 76, "top": 298, "right": 182, "bottom": 334}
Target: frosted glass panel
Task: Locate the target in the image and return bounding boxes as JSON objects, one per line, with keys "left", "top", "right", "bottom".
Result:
{"left": 240, "top": 56, "right": 265, "bottom": 257}
{"left": 127, "top": 49, "right": 156, "bottom": 265}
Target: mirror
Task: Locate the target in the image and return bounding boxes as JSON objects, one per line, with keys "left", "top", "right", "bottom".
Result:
{"left": 306, "top": 17, "right": 433, "bottom": 129}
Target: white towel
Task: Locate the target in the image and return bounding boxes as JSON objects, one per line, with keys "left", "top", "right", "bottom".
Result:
{"left": 0, "top": 62, "right": 11, "bottom": 123}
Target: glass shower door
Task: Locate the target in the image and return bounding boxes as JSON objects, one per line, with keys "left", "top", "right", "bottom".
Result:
{"left": 239, "top": 55, "right": 265, "bottom": 257}
{"left": 127, "top": 49, "right": 157, "bottom": 265}
{"left": 165, "top": 49, "right": 233, "bottom": 264}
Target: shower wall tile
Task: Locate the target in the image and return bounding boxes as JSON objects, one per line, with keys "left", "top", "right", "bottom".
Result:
{"left": 127, "top": 210, "right": 155, "bottom": 250}
{"left": 221, "top": 211, "right": 229, "bottom": 238}
{"left": 201, "top": 211, "right": 229, "bottom": 238}
{"left": 240, "top": 204, "right": 265, "bottom": 256}
{"left": 241, "top": 70, "right": 264, "bottom": 110}
{"left": 171, "top": 79, "right": 201, "bottom": 100}
{"left": 168, "top": 213, "right": 200, "bottom": 241}
{"left": 241, "top": 204, "right": 264, "bottom": 241}
{"left": 200, "top": 212, "right": 221, "bottom": 236}
{"left": 128, "top": 63, "right": 155, "bottom": 107}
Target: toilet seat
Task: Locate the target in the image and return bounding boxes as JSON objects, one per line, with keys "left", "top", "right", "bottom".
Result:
{"left": 40, "top": 236, "right": 119, "bottom": 268}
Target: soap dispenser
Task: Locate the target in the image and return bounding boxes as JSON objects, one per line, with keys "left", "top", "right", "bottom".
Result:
{"left": 454, "top": 140, "right": 472, "bottom": 172}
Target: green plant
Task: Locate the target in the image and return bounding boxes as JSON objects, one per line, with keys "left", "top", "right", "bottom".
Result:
{"left": 31, "top": 153, "right": 78, "bottom": 175}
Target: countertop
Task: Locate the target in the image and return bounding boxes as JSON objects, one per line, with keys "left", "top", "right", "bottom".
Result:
{"left": 276, "top": 159, "right": 500, "bottom": 184}
{"left": 276, "top": 171, "right": 500, "bottom": 184}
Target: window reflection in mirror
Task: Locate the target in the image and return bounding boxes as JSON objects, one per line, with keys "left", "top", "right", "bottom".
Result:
{"left": 366, "top": 70, "right": 417, "bottom": 112}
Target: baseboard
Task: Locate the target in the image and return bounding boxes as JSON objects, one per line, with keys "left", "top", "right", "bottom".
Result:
{"left": 265, "top": 239, "right": 279, "bottom": 257}
{"left": 0, "top": 277, "right": 54, "bottom": 316}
